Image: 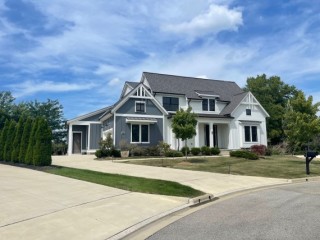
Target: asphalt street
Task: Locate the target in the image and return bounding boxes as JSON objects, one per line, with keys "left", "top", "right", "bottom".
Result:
{"left": 148, "top": 181, "right": 320, "bottom": 240}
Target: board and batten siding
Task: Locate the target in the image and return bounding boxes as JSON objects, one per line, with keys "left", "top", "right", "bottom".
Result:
{"left": 116, "top": 98, "right": 163, "bottom": 115}
{"left": 90, "top": 123, "right": 102, "bottom": 149}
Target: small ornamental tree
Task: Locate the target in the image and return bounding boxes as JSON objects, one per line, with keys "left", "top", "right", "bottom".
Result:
{"left": 33, "top": 118, "right": 52, "bottom": 166}
{"left": 0, "top": 120, "right": 10, "bottom": 161}
{"left": 172, "top": 107, "right": 197, "bottom": 160}
{"left": 4, "top": 120, "right": 16, "bottom": 162}
{"left": 25, "top": 118, "right": 38, "bottom": 165}
{"left": 19, "top": 118, "right": 33, "bottom": 163}
{"left": 11, "top": 116, "right": 25, "bottom": 163}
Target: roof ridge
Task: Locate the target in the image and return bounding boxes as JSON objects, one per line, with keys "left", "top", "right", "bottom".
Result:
{"left": 143, "top": 72, "right": 237, "bottom": 84}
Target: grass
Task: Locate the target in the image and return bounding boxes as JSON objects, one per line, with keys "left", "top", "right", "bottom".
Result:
{"left": 45, "top": 166, "right": 204, "bottom": 197}
{"left": 123, "top": 155, "right": 320, "bottom": 179}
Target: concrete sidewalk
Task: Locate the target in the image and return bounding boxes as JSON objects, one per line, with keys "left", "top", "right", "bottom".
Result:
{"left": 53, "top": 155, "right": 289, "bottom": 197}
{"left": 0, "top": 164, "right": 187, "bottom": 240}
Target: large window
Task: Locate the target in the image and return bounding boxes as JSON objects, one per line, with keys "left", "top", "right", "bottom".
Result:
{"left": 135, "top": 101, "right": 145, "bottom": 112}
{"left": 202, "top": 99, "right": 215, "bottom": 111}
{"left": 163, "top": 97, "right": 179, "bottom": 111}
{"left": 131, "top": 124, "right": 149, "bottom": 143}
{"left": 245, "top": 126, "right": 258, "bottom": 142}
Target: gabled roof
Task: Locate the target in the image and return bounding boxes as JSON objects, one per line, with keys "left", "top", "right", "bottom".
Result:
{"left": 220, "top": 92, "right": 248, "bottom": 116}
{"left": 142, "top": 72, "right": 244, "bottom": 101}
{"left": 67, "top": 106, "right": 113, "bottom": 124}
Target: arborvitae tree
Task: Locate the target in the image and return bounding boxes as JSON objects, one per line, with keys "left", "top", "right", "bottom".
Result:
{"left": 0, "top": 120, "right": 10, "bottom": 161}
{"left": 19, "top": 118, "right": 33, "bottom": 163}
{"left": 25, "top": 118, "right": 38, "bottom": 165}
{"left": 33, "top": 118, "right": 52, "bottom": 166}
{"left": 11, "top": 116, "right": 25, "bottom": 163}
{"left": 3, "top": 120, "right": 16, "bottom": 162}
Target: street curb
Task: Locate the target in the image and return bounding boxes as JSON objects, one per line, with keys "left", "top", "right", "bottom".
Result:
{"left": 107, "top": 193, "right": 215, "bottom": 240}
{"left": 290, "top": 176, "right": 320, "bottom": 183}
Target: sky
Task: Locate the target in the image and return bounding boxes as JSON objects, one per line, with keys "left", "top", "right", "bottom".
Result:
{"left": 0, "top": 0, "right": 320, "bottom": 119}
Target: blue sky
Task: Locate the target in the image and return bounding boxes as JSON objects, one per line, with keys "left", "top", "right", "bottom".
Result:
{"left": 1, "top": 0, "right": 320, "bottom": 119}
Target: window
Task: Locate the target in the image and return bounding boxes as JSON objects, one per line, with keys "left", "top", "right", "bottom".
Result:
{"left": 202, "top": 99, "right": 215, "bottom": 111}
{"left": 131, "top": 124, "right": 149, "bottom": 143}
{"left": 245, "top": 126, "right": 258, "bottom": 142}
{"left": 135, "top": 101, "right": 145, "bottom": 112}
{"left": 246, "top": 109, "right": 251, "bottom": 116}
{"left": 163, "top": 97, "right": 179, "bottom": 111}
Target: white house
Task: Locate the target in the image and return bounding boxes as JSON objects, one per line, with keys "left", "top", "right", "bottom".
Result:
{"left": 67, "top": 72, "right": 269, "bottom": 154}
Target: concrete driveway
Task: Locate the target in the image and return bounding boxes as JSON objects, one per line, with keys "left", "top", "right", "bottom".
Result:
{"left": 53, "top": 155, "right": 289, "bottom": 197}
{"left": 0, "top": 164, "right": 187, "bottom": 240}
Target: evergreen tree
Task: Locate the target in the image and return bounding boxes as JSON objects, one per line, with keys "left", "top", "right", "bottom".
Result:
{"left": 25, "top": 118, "right": 38, "bottom": 165}
{"left": 19, "top": 118, "right": 33, "bottom": 163}
{"left": 0, "top": 120, "right": 10, "bottom": 161}
{"left": 33, "top": 118, "right": 52, "bottom": 166}
{"left": 3, "top": 120, "right": 16, "bottom": 162}
{"left": 11, "top": 116, "right": 25, "bottom": 163}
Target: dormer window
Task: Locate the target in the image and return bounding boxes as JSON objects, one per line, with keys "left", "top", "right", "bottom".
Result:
{"left": 246, "top": 109, "right": 251, "bottom": 116}
{"left": 135, "top": 101, "right": 146, "bottom": 112}
{"left": 202, "top": 99, "right": 215, "bottom": 111}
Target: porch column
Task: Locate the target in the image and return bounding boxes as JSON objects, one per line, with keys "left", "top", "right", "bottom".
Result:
{"left": 209, "top": 123, "right": 214, "bottom": 147}
{"left": 68, "top": 124, "right": 73, "bottom": 155}
{"left": 195, "top": 123, "right": 199, "bottom": 147}
{"left": 87, "top": 124, "right": 91, "bottom": 151}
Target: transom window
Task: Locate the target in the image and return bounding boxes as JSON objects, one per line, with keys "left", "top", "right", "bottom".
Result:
{"left": 135, "top": 101, "right": 146, "bottom": 112}
{"left": 163, "top": 97, "right": 179, "bottom": 111}
{"left": 131, "top": 124, "right": 149, "bottom": 143}
{"left": 244, "top": 126, "right": 258, "bottom": 142}
{"left": 246, "top": 109, "right": 251, "bottom": 116}
{"left": 202, "top": 99, "right": 215, "bottom": 111}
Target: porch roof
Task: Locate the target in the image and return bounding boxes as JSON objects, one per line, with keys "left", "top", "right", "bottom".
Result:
{"left": 126, "top": 117, "right": 157, "bottom": 124}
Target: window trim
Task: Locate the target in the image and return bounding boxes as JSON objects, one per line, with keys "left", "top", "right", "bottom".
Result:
{"left": 135, "top": 101, "right": 146, "bottom": 113}
{"left": 202, "top": 98, "right": 216, "bottom": 112}
{"left": 131, "top": 124, "right": 150, "bottom": 144}
{"left": 244, "top": 125, "right": 258, "bottom": 143}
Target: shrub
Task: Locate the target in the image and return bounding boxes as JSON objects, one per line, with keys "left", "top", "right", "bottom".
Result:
{"left": 19, "top": 118, "right": 32, "bottom": 163}
{"left": 210, "top": 147, "right": 220, "bottom": 155}
{"left": 130, "top": 145, "right": 146, "bottom": 156}
{"left": 250, "top": 145, "right": 267, "bottom": 156}
{"left": 33, "top": 118, "right": 52, "bottom": 166}
{"left": 191, "top": 147, "right": 201, "bottom": 156}
{"left": 95, "top": 149, "right": 103, "bottom": 158}
{"left": 165, "top": 150, "right": 183, "bottom": 157}
{"left": 265, "top": 147, "right": 272, "bottom": 156}
{"left": 201, "top": 146, "right": 211, "bottom": 155}
{"left": 145, "top": 146, "right": 161, "bottom": 156}
{"left": 111, "top": 148, "right": 121, "bottom": 158}
{"left": 230, "top": 150, "right": 259, "bottom": 160}
{"left": 52, "top": 143, "right": 67, "bottom": 155}
{"left": 180, "top": 146, "right": 190, "bottom": 155}
{"left": 158, "top": 141, "right": 171, "bottom": 156}
{"left": 4, "top": 120, "right": 16, "bottom": 162}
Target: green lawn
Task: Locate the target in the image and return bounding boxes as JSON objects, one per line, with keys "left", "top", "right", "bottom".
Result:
{"left": 45, "top": 166, "right": 203, "bottom": 197}
{"left": 123, "top": 155, "right": 320, "bottom": 179}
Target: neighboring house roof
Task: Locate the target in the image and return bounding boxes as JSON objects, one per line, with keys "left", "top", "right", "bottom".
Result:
{"left": 143, "top": 72, "right": 244, "bottom": 102}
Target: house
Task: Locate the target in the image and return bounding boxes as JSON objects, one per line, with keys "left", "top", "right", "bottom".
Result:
{"left": 67, "top": 72, "right": 269, "bottom": 155}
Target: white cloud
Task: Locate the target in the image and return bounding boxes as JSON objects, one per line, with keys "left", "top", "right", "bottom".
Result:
{"left": 164, "top": 4, "right": 242, "bottom": 37}
{"left": 9, "top": 80, "right": 97, "bottom": 97}
{"left": 108, "top": 78, "right": 121, "bottom": 86}
{"left": 95, "top": 64, "right": 119, "bottom": 75}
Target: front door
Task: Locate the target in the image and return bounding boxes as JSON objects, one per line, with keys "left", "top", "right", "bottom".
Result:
{"left": 73, "top": 133, "right": 81, "bottom": 154}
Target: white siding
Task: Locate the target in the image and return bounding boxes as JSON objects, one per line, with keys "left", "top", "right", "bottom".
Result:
{"left": 189, "top": 99, "right": 227, "bottom": 114}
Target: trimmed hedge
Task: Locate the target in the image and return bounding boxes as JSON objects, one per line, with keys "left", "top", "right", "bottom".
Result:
{"left": 180, "top": 146, "right": 190, "bottom": 155}
{"left": 201, "top": 146, "right": 211, "bottom": 155}
{"left": 191, "top": 147, "right": 201, "bottom": 156}
{"left": 230, "top": 150, "right": 259, "bottom": 160}
{"left": 165, "top": 150, "right": 183, "bottom": 157}
{"left": 210, "top": 147, "right": 220, "bottom": 155}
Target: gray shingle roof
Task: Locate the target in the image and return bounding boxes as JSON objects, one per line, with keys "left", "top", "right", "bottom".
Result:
{"left": 143, "top": 72, "right": 247, "bottom": 116}
{"left": 143, "top": 72, "right": 244, "bottom": 102}
{"left": 126, "top": 81, "right": 139, "bottom": 88}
